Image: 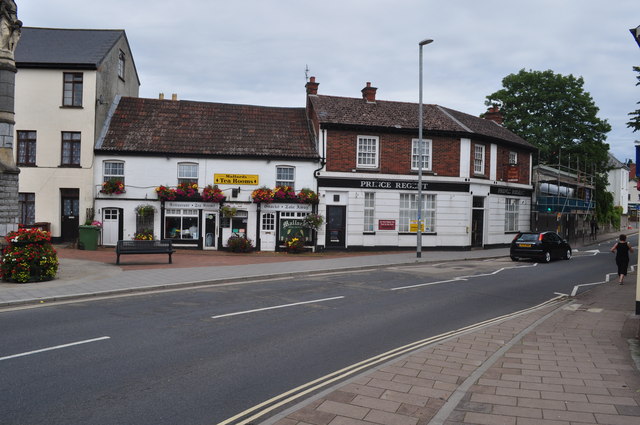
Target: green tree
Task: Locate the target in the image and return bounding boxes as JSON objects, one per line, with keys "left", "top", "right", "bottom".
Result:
{"left": 485, "top": 69, "right": 611, "bottom": 167}
{"left": 628, "top": 66, "right": 640, "bottom": 132}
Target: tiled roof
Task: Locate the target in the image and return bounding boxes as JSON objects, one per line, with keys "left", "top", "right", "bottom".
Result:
{"left": 15, "top": 27, "right": 124, "bottom": 68}
{"left": 96, "top": 97, "right": 319, "bottom": 159}
{"left": 309, "top": 95, "right": 535, "bottom": 150}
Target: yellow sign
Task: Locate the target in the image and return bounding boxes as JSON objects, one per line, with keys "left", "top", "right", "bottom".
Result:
{"left": 214, "top": 174, "right": 259, "bottom": 185}
{"left": 410, "top": 220, "right": 425, "bottom": 232}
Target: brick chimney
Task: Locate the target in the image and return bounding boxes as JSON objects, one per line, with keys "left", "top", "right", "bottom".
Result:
{"left": 305, "top": 76, "right": 319, "bottom": 95}
{"left": 484, "top": 105, "right": 503, "bottom": 125}
{"left": 361, "top": 82, "right": 377, "bottom": 103}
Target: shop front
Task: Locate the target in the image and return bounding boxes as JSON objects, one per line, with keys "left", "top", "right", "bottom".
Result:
{"left": 260, "top": 203, "right": 313, "bottom": 251}
{"left": 162, "top": 201, "right": 221, "bottom": 249}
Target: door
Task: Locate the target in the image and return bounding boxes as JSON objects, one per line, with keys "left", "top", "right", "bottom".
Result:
{"left": 260, "top": 213, "right": 276, "bottom": 251}
{"left": 60, "top": 189, "right": 79, "bottom": 242}
{"left": 102, "top": 208, "right": 121, "bottom": 246}
{"left": 204, "top": 212, "right": 217, "bottom": 249}
{"left": 325, "top": 206, "right": 346, "bottom": 248}
{"left": 471, "top": 196, "right": 484, "bottom": 248}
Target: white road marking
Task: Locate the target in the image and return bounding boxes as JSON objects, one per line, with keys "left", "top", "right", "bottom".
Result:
{"left": 211, "top": 296, "right": 345, "bottom": 319}
{"left": 0, "top": 336, "right": 111, "bottom": 361}
{"left": 390, "top": 263, "right": 537, "bottom": 291}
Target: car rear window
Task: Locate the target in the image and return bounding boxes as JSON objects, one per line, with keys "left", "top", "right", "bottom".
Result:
{"left": 516, "top": 234, "right": 539, "bottom": 242}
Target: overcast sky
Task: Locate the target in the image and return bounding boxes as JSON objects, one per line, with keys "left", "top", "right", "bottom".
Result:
{"left": 18, "top": 0, "right": 640, "bottom": 165}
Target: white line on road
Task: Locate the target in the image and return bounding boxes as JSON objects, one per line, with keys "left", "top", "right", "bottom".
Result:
{"left": 0, "top": 336, "right": 111, "bottom": 361}
{"left": 211, "top": 296, "right": 345, "bottom": 319}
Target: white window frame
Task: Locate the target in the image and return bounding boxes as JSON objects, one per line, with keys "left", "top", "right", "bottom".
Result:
{"left": 103, "top": 160, "right": 125, "bottom": 184}
{"left": 357, "top": 135, "right": 379, "bottom": 168}
{"left": 399, "top": 193, "right": 436, "bottom": 233}
{"left": 505, "top": 198, "right": 519, "bottom": 232}
{"left": 276, "top": 165, "right": 295, "bottom": 189}
{"left": 178, "top": 162, "right": 199, "bottom": 185}
{"left": 474, "top": 144, "right": 485, "bottom": 175}
{"left": 364, "top": 192, "right": 375, "bottom": 232}
{"left": 411, "top": 138, "right": 432, "bottom": 171}
{"left": 509, "top": 151, "right": 518, "bottom": 165}
{"left": 262, "top": 213, "right": 275, "bottom": 231}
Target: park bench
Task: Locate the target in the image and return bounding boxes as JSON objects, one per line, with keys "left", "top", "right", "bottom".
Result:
{"left": 115, "top": 240, "right": 175, "bottom": 265}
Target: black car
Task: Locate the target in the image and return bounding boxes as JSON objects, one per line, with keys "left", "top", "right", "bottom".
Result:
{"left": 510, "top": 231, "right": 572, "bottom": 263}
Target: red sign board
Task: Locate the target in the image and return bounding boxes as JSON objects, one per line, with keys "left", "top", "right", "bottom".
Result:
{"left": 507, "top": 165, "right": 519, "bottom": 182}
{"left": 378, "top": 220, "right": 396, "bottom": 230}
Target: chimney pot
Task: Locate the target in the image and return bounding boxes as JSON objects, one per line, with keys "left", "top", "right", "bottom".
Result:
{"left": 484, "top": 105, "right": 504, "bottom": 125}
{"left": 159, "top": 93, "right": 165, "bottom": 100}
{"left": 172, "top": 93, "right": 178, "bottom": 101}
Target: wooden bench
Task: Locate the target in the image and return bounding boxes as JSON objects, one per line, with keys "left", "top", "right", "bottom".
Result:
{"left": 115, "top": 240, "right": 175, "bottom": 265}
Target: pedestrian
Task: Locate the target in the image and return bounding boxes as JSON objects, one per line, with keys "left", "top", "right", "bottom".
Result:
{"left": 590, "top": 217, "right": 598, "bottom": 240}
{"left": 610, "top": 234, "right": 634, "bottom": 285}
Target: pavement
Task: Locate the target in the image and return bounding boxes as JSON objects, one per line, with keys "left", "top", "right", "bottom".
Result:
{"left": 1, "top": 232, "right": 640, "bottom": 425}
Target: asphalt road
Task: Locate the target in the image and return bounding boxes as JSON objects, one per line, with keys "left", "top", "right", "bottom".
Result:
{"left": 0, "top": 240, "right": 632, "bottom": 425}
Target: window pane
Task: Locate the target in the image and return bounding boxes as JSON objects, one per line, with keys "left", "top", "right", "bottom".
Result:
{"left": 412, "top": 139, "right": 431, "bottom": 170}
{"left": 357, "top": 136, "right": 378, "bottom": 167}
{"left": 364, "top": 192, "right": 375, "bottom": 232}
{"left": 276, "top": 166, "right": 295, "bottom": 189}
{"left": 178, "top": 163, "right": 198, "bottom": 179}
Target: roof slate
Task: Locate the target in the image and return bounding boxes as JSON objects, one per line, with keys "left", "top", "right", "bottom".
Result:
{"left": 15, "top": 27, "right": 124, "bottom": 68}
{"left": 309, "top": 95, "right": 535, "bottom": 150}
{"left": 97, "top": 97, "right": 319, "bottom": 159}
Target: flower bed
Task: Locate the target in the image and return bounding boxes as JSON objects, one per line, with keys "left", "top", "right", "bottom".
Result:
{"left": 284, "top": 237, "right": 306, "bottom": 253}
{"left": 1, "top": 228, "right": 58, "bottom": 283}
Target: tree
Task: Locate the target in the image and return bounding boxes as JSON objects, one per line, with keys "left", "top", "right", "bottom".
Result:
{"left": 485, "top": 69, "right": 611, "bottom": 167}
{"left": 628, "top": 66, "right": 640, "bottom": 132}
{"left": 485, "top": 69, "right": 613, "bottom": 223}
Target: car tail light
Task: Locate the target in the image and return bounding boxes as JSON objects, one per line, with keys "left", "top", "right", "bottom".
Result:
{"left": 512, "top": 233, "right": 521, "bottom": 242}
{"left": 538, "top": 233, "right": 544, "bottom": 241}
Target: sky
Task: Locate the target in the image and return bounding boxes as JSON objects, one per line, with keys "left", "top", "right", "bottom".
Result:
{"left": 18, "top": 0, "right": 640, "bottom": 165}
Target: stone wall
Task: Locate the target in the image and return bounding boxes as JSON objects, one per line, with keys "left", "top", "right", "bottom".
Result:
{"left": 0, "top": 167, "right": 18, "bottom": 240}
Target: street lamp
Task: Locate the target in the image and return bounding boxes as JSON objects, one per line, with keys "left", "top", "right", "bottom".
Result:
{"left": 417, "top": 38, "right": 433, "bottom": 259}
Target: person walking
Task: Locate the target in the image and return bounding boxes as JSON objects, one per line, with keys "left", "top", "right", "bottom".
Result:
{"left": 611, "top": 234, "right": 634, "bottom": 285}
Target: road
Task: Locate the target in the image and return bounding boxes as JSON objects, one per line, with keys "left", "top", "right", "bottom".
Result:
{"left": 0, "top": 239, "right": 632, "bottom": 425}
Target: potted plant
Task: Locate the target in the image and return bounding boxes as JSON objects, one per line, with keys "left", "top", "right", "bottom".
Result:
{"left": 227, "top": 235, "right": 254, "bottom": 253}
{"left": 135, "top": 204, "right": 156, "bottom": 217}
{"left": 134, "top": 229, "right": 154, "bottom": 240}
{"left": 297, "top": 188, "right": 319, "bottom": 204}
{"left": 155, "top": 185, "right": 177, "bottom": 201}
{"left": 100, "top": 178, "right": 125, "bottom": 195}
{"left": 303, "top": 213, "right": 324, "bottom": 231}
{"left": 175, "top": 183, "right": 200, "bottom": 198}
{"left": 284, "top": 236, "right": 306, "bottom": 254}
{"left": 221, "top": 205, "right": 237, "bottom": 218}
{"left": 251, "top": 187, "right": 273, "bottom": 203}
{"left": 273, "top": 185, "right": 298, "bottom": 202}
{"left": 0, "top": 228, "right": 59, "bottom": 283}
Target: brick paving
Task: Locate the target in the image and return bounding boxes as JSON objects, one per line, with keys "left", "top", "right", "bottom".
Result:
{"left": 267, "top": 280, "right": 640, "bottom": 425}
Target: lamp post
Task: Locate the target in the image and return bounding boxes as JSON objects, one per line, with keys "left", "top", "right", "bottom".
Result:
{"left": 417, "top": 38, "right": 433, "bottom": 259}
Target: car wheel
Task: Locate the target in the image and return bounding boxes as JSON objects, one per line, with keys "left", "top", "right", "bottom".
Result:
{"left": 510, "top": 256, "right": 518, "bottom": 262}
{"left": 563, "top": 249, "right": 572, "bottom": 260}
{"left": 542, "top": 251, "right": 551, "bottom": 263}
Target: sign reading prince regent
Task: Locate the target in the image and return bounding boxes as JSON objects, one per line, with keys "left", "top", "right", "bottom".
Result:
{"left": 360, "top": 180, "right": 421, "bottom": 190}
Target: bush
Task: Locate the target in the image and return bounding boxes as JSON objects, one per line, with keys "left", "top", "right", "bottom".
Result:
{"left": 1, "top": 228, "right": 59, "bottom": 283}
{"left": 227, "top": 236, "right": 254, "bottom": 253}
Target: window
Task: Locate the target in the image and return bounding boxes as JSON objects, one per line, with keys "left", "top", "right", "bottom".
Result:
{"left": 118, "top": 50, "right": 125, "bottom": 80}
{"left": 103, "top": 161, "right": 125, "bottom": 184}
{"left": 357, "top": 136, "right": 379, "bottom": 168}
{"left": 63, "top": 72, "right": 83, "bottom": 107}
{"left": 509, "top": 151, "right": 518, "bottom": 165}
{"left": 474, "top": 144, "right": 485, "bottom": 175}
{"left": 18, "top": 193, "right": 35, "bottom": 225}
{"left": 399, "top": 193, "right": 436, "bottom": 232}
{"left": 505, "top": 198, "right": 519, "bottom": 232}
{"left": 364, "top": 192, "right": 375, "bottom": 232}
{"left": 17, "top": 131, "right": 36, "bottom": 166}
{"left": 276, "top": 166, "right": 295, "bottom": 189}
{"left": 411, "top": 139, "right": 432, "bottom": 171}
{"left": 165, "top": 209, "right": 199, "bottom": 240}
{"left": 61, "top": 132, "right": 81, "bottom": 166}
{"left": 178, "top": 163, "right": 198, "bottom": 185}
{"left": 262, "top": 213, "right": 275, "bottom": 231}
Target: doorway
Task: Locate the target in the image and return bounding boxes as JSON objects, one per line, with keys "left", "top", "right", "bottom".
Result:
{"left": 325, "top": 206, "right": 346, "bottom": 248}
{"left": 471, "top": 196, "right": 484, "bottom": 248}
{"left": 60, "top": 189, "right": 79, "bottom": 242}
{"left": 204, "top": 212, "right": 217, "bottom": 249}
{"left": 102, "top": 208, "right": 122, "bottom": 246}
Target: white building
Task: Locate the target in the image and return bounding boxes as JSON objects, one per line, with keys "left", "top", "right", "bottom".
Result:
{"left": 94, "top": 96, "right": 320, "bottom": 251}
{"left": 606, "top": 153, "right": 630, "bottom": 215}
{"left": 14, "top": 28, "right": 139, "bottom": 241}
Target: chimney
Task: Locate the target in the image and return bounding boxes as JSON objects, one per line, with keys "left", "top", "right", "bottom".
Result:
{"left": 305, "top": 76, "right": 319, "bottom": 95}
{"left": 484, "top": 105, "right": 503, "bottom": 125}
{"left": 159, "top": 92, "right": 165, "bottom": 100}
{"left": 361, "top": 82, "right": 377, "bottom": 103}
{"left": 172, "top": 93, "right": 178, "bottom": 101}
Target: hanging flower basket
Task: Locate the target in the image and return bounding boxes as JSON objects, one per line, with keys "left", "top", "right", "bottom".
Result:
{"left": 100, "top": 179, "right": 125, "bottom": 195}
{"left": 297, "top": 188, "right": 319, "bottom": 204}
{"left": 202, "top": 185, "right": 226, "bottom": 203}
{"left": 176, "top": 183, "right": 200, "bottom": 198}
{"left": 155, "top": 185, "right": 177, "bottom": 201}
{"left": 273, "top": 186, "right": 298, "bottom": 202}
{"left": 251, "top": 187, "right": 273, "bottom": 203}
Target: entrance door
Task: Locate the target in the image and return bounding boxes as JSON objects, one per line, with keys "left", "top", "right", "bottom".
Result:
{"left": 204, "top": 212, "right": 217, "bottom": 249}
{"left": 471, "top": 196, "right": 484, "bottom": 248}
{"left": 102, "top": 208, "right": 121, "bottom": 246}
{"left": 260, "top": 213, "right": 276, "bottom": 251}
{"left": 61, "top": 189, "right": 79, "bottom": 242}
{"left": 325, "top": 206, "right": 346, "bottom": 248}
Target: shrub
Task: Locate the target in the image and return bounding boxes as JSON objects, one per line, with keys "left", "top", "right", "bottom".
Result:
{"left": 227, "top": 236, "right": 254, "bottom": 253}
{"left": 1, "top": 228, "right": 58, "bottom": 283}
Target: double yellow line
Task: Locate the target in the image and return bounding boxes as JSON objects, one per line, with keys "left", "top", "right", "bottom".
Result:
{"left": 217, "top": 296, "right": 565, "bottom": 425}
